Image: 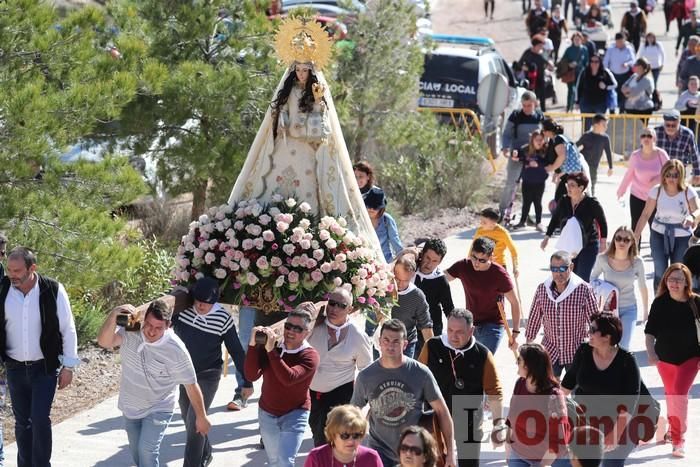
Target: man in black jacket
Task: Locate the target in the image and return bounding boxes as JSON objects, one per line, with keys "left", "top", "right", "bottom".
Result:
{"left": 0, "top": 247, "right": 79, "bottom": 467}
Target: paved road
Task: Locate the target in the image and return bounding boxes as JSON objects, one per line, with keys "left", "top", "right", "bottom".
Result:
{"left": 5, "top": 1, "right": 699, "bottom": 466}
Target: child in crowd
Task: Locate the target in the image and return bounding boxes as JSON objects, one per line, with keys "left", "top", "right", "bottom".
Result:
{"left": 576, "top": 113, "right": 613, "bottom": 196}
{"left": 473, "top": 207, "right": 519, "bottom": 277}
{"left": 513, "top": 129, "right": 548, "bottom": 233}
{"left": 364, "top": 186, "right": 402, "bottom": 263}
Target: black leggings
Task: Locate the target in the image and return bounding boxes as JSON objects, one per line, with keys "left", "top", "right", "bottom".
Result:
{"left": 629, "top": 193, "right": 655, "bottom": 232}
{"left": 521, "top": 182, "right": 546, "bottom": 224}
{"left": 484, "top": 0, "right": 494, "bottom": 16}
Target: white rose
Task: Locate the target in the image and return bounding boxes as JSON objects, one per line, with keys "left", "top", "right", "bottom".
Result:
{"left": 214, "top": 268, "right": 227, "bottom": 279}
{"left": 285, "top": 198, "right": 297, "bottom": 207}
{"left": 299, "top": 202, "right": 311, "bottom": 213}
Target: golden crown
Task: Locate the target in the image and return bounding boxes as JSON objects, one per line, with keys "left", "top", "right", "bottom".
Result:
{"left": 274, "top": 17, "right": 333, "bottom": 71}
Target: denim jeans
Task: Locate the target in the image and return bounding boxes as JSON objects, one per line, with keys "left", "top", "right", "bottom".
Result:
{"left": 474, "top": 322, "right": 504, "bottom": 354}
{"left": 179, "top": 369, "right": 221, "bottom": 467}
{"left": 258, "top": 407, "right": 309, "bottom": 467}
{"left": 552, "top": 361, "right": 571, "bottom": 378}
{"left": 650, "top": 230, "right": 688, "bottom": 290}
{"left": 573, "top": 242, "right": 599, "bottom": 283}
{"left": 599, "top": 441, "right": 637, "bottom": 467}
{"left": 508, "top": 449, "right": 571, "bottom": 467}
{"left": 124, "top": 411, "right": 173, "bottom": 467}
{"left": 404, "top": 341, "right": 417, "bottom": 359}
{"left": 234, "top": 306, "right": 256, "bottom": 397}
{"left": 0, "top": 416, "right": 4, "bottom": 467}
{"left": 6, "top": 361, "right": 59, "bottom": 467}
{"left": 617, "top": 303, "right": 637, "bottom": 351}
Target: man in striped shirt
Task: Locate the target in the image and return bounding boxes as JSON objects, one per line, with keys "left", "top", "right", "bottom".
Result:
{"left": 173, "top": 277, "right": 252, "bottom": 467}
{"left": 525, "top": 251, "right": 598, "bottom": 377}
{"left": 97, "top": 299, "right": 211, "bottom": 467}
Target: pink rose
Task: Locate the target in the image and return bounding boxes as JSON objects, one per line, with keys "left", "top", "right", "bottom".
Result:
{"left": 277, "top": 221, "right": 289, "bottom": 233}
{"left": 288, "top": 271, "right": 300, "bottom": 283}
{"left": 204, "top": 252, "right": 216, "bottom": 264}
{"left": 311, "top": 270, "right": 323, "bottom": 282}
{"left": 320, "top": 262, "right": 332, "bottom": 273}
{"left": 242, "top": 239, "right": 254, "bottom": 250}
{"left": 262, "top": 230, "right": 275, "bottom": 242}
{"left": 271, "top": 256, "right": 283, "bottom": 267}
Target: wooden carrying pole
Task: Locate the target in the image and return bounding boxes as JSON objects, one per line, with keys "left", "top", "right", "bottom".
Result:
{"left": 497, "top": 301, "right": 519, "bottom": 362}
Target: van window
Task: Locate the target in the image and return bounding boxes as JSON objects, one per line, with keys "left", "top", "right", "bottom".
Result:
{"left": 419, "top": 54, "right": 479, "bottom": 109}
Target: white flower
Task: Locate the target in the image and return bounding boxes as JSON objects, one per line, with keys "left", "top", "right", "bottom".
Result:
{"left": 208, "top": 239, "right": 219, "bottom": 249}
{"left": 269, "top": 207, "right": 281, "bottom": 217}
{"left": 242, "top": 239, "right": 254, "bottom": 250}
{"left": 275, "top": 275, "right": 285, "bottom": 287}
{"left": 225, "top": 228, "right": 236, "bottom": 239}
{"left": 198, "top": 214, "right": 209, "bottom": 224}
{"left": 234, "top": 221, "right": 245, "bottom": 230}
{"left": 313, "top": 249, "right": 324, "bottom": 261}
{"left": 259, "top": 214, "right": 272, "bottom": 225}
{"left": 299, "top": 219, "right": 311, "bottom": 229}
{"left": 215, "top": 210, "right": 226, "bottom": 221}
{"left": 235, "top": 208, "right": 246, "bottom": 218}
{"left": 333, "top": 277, "right": 343, "bottom": 286}
{"left": 214, "top": 268, "right": 227, "bottom": 279}
{"left": 335, "top": 253, "right": 347, "bottom": 262}
{"left": 251, "top": 204, "right": 263, "bottom": 217}
{"left": 193, "top": 248, "right": 204, "bottom": 259}
{"left": 285, "top": 198, "right": 297, "bottom": 207}
{"left": 245, "top": 224, "right": 262, "bottom": 236}
{"left": 337, "top": 217, "right": 347, "bottom": 227}
{"left": 341, "top": 283, "right": 353, "bottom": 292}
{"left": 299, "top": 239, "right": 311, "bottom": 250}
{"left": 299, "top": 202, "right": 311, "bottom": 213}
{"left": 262, "top": 230, "right": 275, "bottom": 242}
{"left": 195, "top": 272, "right": 204, "bottom": 280}
{"left": 271, "top": 256, "right": 283, "bottom": 267}
{"left": 359, "top": 268, "right": 368, "bottom": 279}
{"left": 319, "top": 230, "right": 331, "bottom": 241}
{"left": 320, "top": 262, "right": 332, "bottom": 273}
{"left": 325, "top": 239, "right": 337, "bottom": 249}
{"left": 277, "top": 221, "right": 289, "bottom": 233}
{"left": 185, "top": 242, "right": 195, "bottom": 252}
{"left": 239, "top": 258, "right": 250, "bottom": 269}
{"left": 282, "top": 244, "right": 296, "bottom": 256}
{"left": 189, "top": 221, "right": 200, "bottom": 229}
{"left": 180, "top": 271, "right": 190, "bottom": 282}
{"left": 271, "top": 194, "right": 283, "bottom": 203}
{"left": 247, "top": 272, "right": 259, "bottom": 286}
{"left": 204, "top": 252, "right": 217, "bottom": 264}
{"left": 311, "top": 240, "right": 320, "bottom": 250}
{"left": 253, "top": 238, "right": 265, "bottom": 250}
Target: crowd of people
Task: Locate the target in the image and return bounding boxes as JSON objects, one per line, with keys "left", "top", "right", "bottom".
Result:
{"left": 3, "top": 2, "right": 700, "bottom": 467}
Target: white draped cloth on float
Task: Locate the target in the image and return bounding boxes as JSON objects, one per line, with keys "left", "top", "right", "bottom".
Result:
{"left": 228, "top": 67, "right": 383, "bottom": 260}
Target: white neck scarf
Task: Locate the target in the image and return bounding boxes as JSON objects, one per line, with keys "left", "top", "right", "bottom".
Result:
{"left": 137, "top": 329, "right": 173, "bottom": 354}
{"left": 325, "top": 318, "right": 351, "bottom": 341}
{"left": 415, "top": 267, "right": 444, "bottom": 281}
{"left": 278, "top": 339, "right": 311, "bottom": 357}
{"left": 398, "top": 282, "right": 417, "bottom": 296}
{"left": 440, "top": 333, "right": 476, "bottom": 356}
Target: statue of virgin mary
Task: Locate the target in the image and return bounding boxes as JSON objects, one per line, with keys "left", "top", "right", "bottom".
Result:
{"left": 228, "top": 18, "right": 382, "bottom": 256}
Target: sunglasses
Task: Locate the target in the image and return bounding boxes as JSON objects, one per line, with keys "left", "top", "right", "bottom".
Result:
{"left": 588, "top": 324, "right": 600, "bottom": 334}
{"left": 664, "top": 172, "right": 680, "bottom": 179}
{"left": 614, "top": 236, "right": 632, "bottom": 243}
{"left": 339, "top": 432, "right": 364, "bottom": 441}
{"left": 470, "top": 254, "right": 489, "bottom": 264}
{"left": 550, "top": 265, "right": 569, "bottom": 273}
{"left": 400, "top": 444, "right": 424, "bottom": 456}
{"left": 327, "top": 299, "right": 349, "bottom": 309}
{"left": 640, "top": 134, "right": 653, "bottom": 139}
{"left": 284, "top": 322, "right": 305, "bottom": 333}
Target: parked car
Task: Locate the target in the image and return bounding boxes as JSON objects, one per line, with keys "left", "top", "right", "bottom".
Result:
{"left": 418, "top": 34, "right": 525, "bottom": 156}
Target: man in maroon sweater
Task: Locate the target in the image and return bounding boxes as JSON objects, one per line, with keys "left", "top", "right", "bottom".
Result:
{"left": 245, "top": 306, "right": 320, "bottom": 467}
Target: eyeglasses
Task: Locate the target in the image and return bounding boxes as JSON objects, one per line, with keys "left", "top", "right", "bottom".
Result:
{"left": 664, "top": 122, "right": 679, "bottom": 127}
{"left": 590, "top": 60, "right": 601, "bottom": 63}
{"left": 664, "top": 172, "right": 680, "bottom": 179}
{"left": 614, "top": 236, "right": 632, "bottom": 243}
{"left": 327, "top": 299, "right": 349, "bottom": 309}
{"left": 666, "top": 277, "right": 687, "bottom": 284}
{"left": 400, "top": 444, "right": 425, "bottom": 456}
{"left": 588, "top": 324, "right": 600, "bottom": 334}
{"left": 470, "top": 254, "right": 489, "bottom": 264}
{"left": 550, "top": 265, "right": 569, "bottom": 273}
{"left": 284, "top": 322, "right": 305, "bottom": 333}
{"left": 640, "top": 134, "right": 653, "bottom": 139}
{"left": 339, "top": 432, "right": 364, "bottom": 441}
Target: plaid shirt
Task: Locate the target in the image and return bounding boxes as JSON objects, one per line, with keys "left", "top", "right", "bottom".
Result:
{"left": 654, "top": 125, "right": 700, "bottom": 176}
{"left": 525, "top": 275, "right": 597, "bottom": 366}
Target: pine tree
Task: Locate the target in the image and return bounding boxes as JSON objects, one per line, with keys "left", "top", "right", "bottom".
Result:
{"left": 104, "top": 0, "right": 280, "bottom": 219}
{"left": 0, "top": 0, "right": 147, "bottom": 292}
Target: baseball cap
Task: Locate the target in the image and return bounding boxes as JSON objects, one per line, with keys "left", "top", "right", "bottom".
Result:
{"left": 191, "top": 276, "right": 221, "bottom": 304}
{"left": 663, "top": 109, "right": 681, "bottom": 121}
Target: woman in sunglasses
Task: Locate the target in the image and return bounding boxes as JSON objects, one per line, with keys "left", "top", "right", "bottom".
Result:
{"left": 304, "top": 405, "right": 382, "bottom": 467}
{"left": 591, "top": 226, "right": 649, "bottom": 349}
{"left": 633, "top": 160, "right": 700, "bottom": 289}
{"left": 617, "top": 127, "right": 669, "bottom": 234}
{"left": 645, "top": 264, "right": 700, "bottom": 458}
{"left": 397, "top": 426, "right": 438, "bottom": 467}
{"left": 506, "top": 343, "right": 571, "bottom": 467}
{"left": 561, "top": 313, "right": 641, "bottom": 466}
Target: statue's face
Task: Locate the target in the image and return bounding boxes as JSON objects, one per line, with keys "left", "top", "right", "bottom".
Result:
{"left": 295, "top": 64, "right": 310, "bottom": 85}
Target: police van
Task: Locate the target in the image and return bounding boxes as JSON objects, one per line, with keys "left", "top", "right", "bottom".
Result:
{"left": 419, "top": 35, "right": 525, "bottom": 155}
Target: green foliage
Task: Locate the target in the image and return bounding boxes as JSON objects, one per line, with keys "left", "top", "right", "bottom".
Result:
{"left": 377, "top": 112, "right": 489, "bottom": 214}
{"left": 0, "top": 0, "right": 147, "bottom": 292}
{"left": 71, "top": 293, "right": 109, "bottom": 347}
{"left": 332, "top": 0, "right": 425, "bottom": 161}
{"left": 118, "top": 238, "right": 175, "bottom": 307}
{"left": 103, "top": 0, "right": 281, "bottom": 218}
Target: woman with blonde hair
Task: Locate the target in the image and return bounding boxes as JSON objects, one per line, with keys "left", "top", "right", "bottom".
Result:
{"left": 644, "top": 264, "right": 700, "bottom": 458}
{"left": 590, "top": 226, "right": 648, "bottom": 349}
{"left": 304, "top": 405, "right": 382, "bottom": 466}
{"left": 397, "top": 426, "right": 439, "bottom": 467}
{"left": 634, "top": 160, "right": 700, "bottom": 289}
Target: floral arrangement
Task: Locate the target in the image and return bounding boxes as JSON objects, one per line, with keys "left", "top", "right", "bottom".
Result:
{"left": 174, "top": 195, "right": 396, "bottom": 313}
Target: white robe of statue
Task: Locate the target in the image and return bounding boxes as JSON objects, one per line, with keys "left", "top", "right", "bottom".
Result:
{"left": 228, "top": 67, "right": 383, "bottom": 258}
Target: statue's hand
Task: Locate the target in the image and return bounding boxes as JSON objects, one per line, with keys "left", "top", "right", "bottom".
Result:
{"left": 312, "top": 83, "right": 325, "bottom": 102}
